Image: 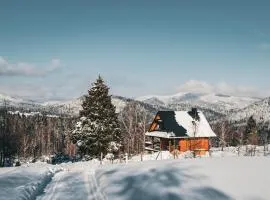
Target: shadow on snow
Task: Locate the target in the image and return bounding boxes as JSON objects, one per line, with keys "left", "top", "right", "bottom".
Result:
{"left": 97, "top": 165, "right": 233, "bottom": 200}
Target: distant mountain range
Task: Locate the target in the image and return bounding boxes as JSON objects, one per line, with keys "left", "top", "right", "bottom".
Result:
{"left": 0, "top": 93, "right": 166, "bottom": 117}
{"left": 136, "top": 92, "right": 270, "bottom": 124}
{"left": 227, "top": 97, "right": 270, "bottom": 126}
{"left": 1, "top": 92, "right": 269, "bottom": 125}
{"left": 136, "top": 92, "right": 261, "bottom": 113}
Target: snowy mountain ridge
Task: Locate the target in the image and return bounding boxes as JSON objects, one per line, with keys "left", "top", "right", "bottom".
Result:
{"left": 1, "top": 92, "right": 269, "bottom": 124}
{"left": 0, "top": 93, "right": 129, "bottom": 116}
{"left": 227, "top": 97, "right": 270, "bottom": 125}
{"left": 137, "top": 92, "right": 261, "bottom": 113}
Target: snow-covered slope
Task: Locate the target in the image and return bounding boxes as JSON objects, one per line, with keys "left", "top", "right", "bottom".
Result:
{"left": 0, "top": 93, "right": 129, "bottom": 116}
{"left": 0, "top": 162, "right": 63, "bottom": 200}
{"left": 41, "top": 96, "right": 137, "bottom": 115}
{"left": 228, "top": 97, "right": 270, "bottom": 124}
{"left": 1, "top": 92, "right": 266, "bottom": 124}
{"left": 137, "top": 92, "right": 261, "bottom": 113}
{"left": 1, "top": 154, "right": 270, "bottom": 200}
{"left": 99, "top": 157, "right": 270, "bottom": 200}
{"left": 0, "top": 93, "right": 39, "bottom": 108}
{"left": 0, "top": 93, "right": 23, "bottom": 104}
{"left": 41, "top": 97, "right": 84, "bottom": 116}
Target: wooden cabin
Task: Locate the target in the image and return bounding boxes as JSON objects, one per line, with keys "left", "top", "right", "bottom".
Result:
{"left": 145, "top": 108, "right": 216, "bottom": 156}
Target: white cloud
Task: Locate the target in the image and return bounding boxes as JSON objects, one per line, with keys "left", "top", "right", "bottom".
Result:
{"left": 177, "top": 80, "right": 213, "bottom": 94}
{"left": 0, "top": 84, "right": 51, "bottom": 100}
{"left": 0, "top": 57, "right": 62, "bottom": 76}
{"left": 0, "top": 83, "right": 78, "bottom": 102}
{"left": 177, "top": 80, "right": 267, "bottom": 97}
{"left": 0, "top": 77, "right": 268, "bottom": 102}
{"left": 0, "top": 78, "right": 86, "bottom": 102}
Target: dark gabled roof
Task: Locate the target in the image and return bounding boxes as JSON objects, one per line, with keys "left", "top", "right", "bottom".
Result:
{"left": 155, "top": 111, "right": 188, "bottom": 137}
{"left": 146, "top": 110, "right": 216, "bottom": 138}
{"left": 149, "top": 111, "right": 188, "bottom": 137}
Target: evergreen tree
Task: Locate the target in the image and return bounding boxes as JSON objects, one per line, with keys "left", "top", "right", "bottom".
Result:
{"left": 244, "top": 116, "right": 257, "bottom": 145}
{"left": 71, "top": 75, "right": 121, "bottom": 157}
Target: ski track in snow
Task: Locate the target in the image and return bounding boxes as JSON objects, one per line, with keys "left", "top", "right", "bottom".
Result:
{"left": 37, "top": 171, "right": 64, "bottom": 200}
{"left": 35, "top": 164, "right": 107, "bottom": 200}
{"left": 2, "top": 151, "right": 270, "bottom": 200}
{"left": 86, "top": 170, "right": 107, "bottom": 200}
{"left": 0, "top": 164, "right": 62, "bottom": 200}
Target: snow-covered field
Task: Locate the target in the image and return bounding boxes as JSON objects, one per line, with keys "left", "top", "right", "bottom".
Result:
{"left": 99, "top": 157, "right": 270, "bottom": 200}
{"left": 1, "top": 149, "right": 270, "bottom": 200}
{"left": 0, "top": 162, "right": 63, "bottom": 200}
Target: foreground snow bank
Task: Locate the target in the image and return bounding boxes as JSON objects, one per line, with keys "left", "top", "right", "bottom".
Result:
{"left": 1, "top": 152, "right": 270, "bottom": 200}
{"left": 97, "top": 157, "right": 270, "bottom": 200}
{"left": 0, "top": 162, "right": 62, "bottom": 200}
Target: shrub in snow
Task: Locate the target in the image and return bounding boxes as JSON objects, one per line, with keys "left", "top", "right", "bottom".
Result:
{"left": 15, "top": 161, "right": 21, "bottom": 167}
{"left": 77, "top": 140, "right": 83, "bottom": 147}
{"left": 51, "top": 153, "right": 71, "bottom": 165}
{"left": 105, "top": 153, "right": 114, "bottom": 160}
{"left": 82, "top": 155, "right": 93, "bottom": 161}
{"left": 107, "top": 141, "right": 121, "bottom": 153}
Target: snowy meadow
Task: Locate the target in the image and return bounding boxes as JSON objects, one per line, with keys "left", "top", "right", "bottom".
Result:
{"left": 1, "top": 147, "right": 270, "bottom": 200}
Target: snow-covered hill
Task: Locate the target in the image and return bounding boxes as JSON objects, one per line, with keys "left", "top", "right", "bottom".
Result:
{"left": 41, "top": 95, "right": 129, "bottom": 115}
{"left": 1, "top": 93, "right": 167, "bottom": 118}
{"left": 227, "top": 97, "right": 270, "bottom": 125}
{"left": 0, "top": 93, "right": 130, "bottom": 116}
{"left": 0, "top": 93, "right": 23, "bottom": 104}
{"left": 0, "top": 93, "right": 38, "bottom": 108}
{"left": 1, "top": 153, "right": 270, "bottom": 200}
{"left": 2, "top": 92, "right": 268, "bottom": 124}
{"left": 137, "top": 92, "right": 261, "bottom": 113}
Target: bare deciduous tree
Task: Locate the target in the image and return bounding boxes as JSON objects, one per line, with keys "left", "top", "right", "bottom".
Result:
{"left": 119, "top": 102, "right": 152, "bottom": 158}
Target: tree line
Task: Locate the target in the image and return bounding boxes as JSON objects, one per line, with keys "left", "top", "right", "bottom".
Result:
{"left": 1, "top": 75, "right": 269, "bottom": 166}
{"left": 211, "top": 116, "right": 270, "bottom": 151}
{"left": 0, "top": 108, "right": 76, "bottom": 166}
{"left": 0, "top": 76, "right": 152, "bottom": 166}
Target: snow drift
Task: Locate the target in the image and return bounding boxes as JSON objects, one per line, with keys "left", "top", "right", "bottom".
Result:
{"left": 0, "top": 162, "right": 62, "bottom": 200}
{"left": 97, "top": 157, "right": 270, "bottom": 200}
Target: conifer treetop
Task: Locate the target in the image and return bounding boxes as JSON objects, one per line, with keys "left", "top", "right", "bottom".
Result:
{"left": 72, "top": 75, "right": 121, "bottom": 156}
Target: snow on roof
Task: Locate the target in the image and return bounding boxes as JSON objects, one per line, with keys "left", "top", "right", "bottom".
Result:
{"left": 145, "top": 131, "right": 176, "bottom": 138}
{"left": 175, "top": 111, "right": 216, "bottom": 137}
{"left": 146, "top": 111, "right": 216, "bottom": 138}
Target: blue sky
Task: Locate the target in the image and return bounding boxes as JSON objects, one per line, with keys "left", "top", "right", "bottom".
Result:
{"left": 0, "top": 0, "right": 270, "bottom": 100}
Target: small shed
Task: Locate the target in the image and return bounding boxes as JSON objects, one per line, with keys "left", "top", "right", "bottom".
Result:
{"left": 145, "top": 108, "right": 216, "bottom": 155}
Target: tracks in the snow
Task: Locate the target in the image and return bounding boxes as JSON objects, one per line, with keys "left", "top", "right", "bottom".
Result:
{"left": 86, "top": 170, "right": 107, "bottom": 200}
{"left": 35, "top": 167, "right": 107, "bottom": 200}
{"left": 36, "top": 171, "right": 64, "bottom": 200}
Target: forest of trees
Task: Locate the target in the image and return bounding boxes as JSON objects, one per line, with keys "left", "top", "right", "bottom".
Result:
{"left": 0, "top": 108, "right": 76, "bottom": 166}
{"left": 1, "top": 76, "right": 270, "bottom": 166}
{"left": 212, "top": 116, "right": 270, "bottom": 150}
{"left": 0, "top": 76, "right": 153, "bottom": 166}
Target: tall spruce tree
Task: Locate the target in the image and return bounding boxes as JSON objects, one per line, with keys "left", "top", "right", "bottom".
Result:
{"left": 71, "top": 75, "right": 121, "bottom": 157}
{"left": 244, "top": 116, "right": 257, "bottom": 145}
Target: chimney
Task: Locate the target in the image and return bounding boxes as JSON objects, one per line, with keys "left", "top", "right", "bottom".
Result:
{"left": 188, "top": 108, "right": 200, "bottom": 121}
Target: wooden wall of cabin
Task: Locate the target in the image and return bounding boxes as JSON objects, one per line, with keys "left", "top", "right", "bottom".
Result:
{"left": 158, "top": 138, "right": 210, "bottom": 154}
{"left": 179, "top": 138, "right": 209, "bottom": 153}
{"left": 160, "top": 139, "right": 180, "bottom": 152}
